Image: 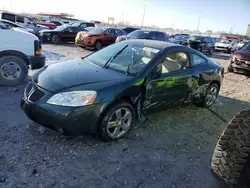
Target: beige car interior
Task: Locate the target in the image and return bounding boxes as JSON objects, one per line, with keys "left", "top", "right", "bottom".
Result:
{"left": 161, "top": 52, "right": 189, "bottom": 74}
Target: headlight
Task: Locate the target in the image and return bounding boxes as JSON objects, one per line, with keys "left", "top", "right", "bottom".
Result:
{"left": 47, "top": 91, "right": 97, "bottom": 107}
{"left": 87, "top": 36, "right": 93, "bottom": 39}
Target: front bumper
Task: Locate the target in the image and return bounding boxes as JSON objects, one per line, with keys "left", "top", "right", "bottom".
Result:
{"left": 229, "top": 60, "right": 250, "bottom": 74}
{"left": 214, "top": 46, "right": 229, "bottom": 51}
{"left": 28, "top": 55, "right": 46, "bottom": 70}
{"left": 20, "top": 83, "right": 104, "bottom": 135}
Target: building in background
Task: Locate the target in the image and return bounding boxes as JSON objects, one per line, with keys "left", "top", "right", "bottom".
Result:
{"left": 246, "top": 24, "right": 250, "bottom": 37}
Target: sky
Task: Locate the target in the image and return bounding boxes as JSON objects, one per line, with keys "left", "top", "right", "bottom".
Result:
{"left": 1, "top": 0, "right": 250, "bottom": 34}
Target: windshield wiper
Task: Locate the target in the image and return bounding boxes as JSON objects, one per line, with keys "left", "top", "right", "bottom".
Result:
{"left": 126, "top": 47, "right": 135, "bottom": 75}
{"left": 103, "top": 44, "right": 128, "bottom": 68}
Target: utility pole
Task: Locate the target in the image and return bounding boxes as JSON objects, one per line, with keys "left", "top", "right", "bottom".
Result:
{"left": 197, "top": 17, "right": 200, "bottom": 32}
{"left": 141, "top": 5, "right": 146, "bottom": 28}
{"left": 122, "top": 12, "right": 124, "bottom": 26}
{"left": 10, "top": 0, "right": 13, "bottom": 11}
{"left": 172, "top": 19, "right": 175, "bottom": 34}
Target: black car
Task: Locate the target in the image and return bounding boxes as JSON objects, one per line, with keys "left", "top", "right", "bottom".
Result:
{"left": 39, "top": 25, "right": 86, "bottom": 44}
{"left": 182, "top": 35, "right": 214, "bottom": 55}
{"left": 115, "top": 30, "right": 169, "bottom": 43}
{"left": 21, "top": 40, "right": 223, "bottom": 141}
{"left": 121, "top": 27, "right": 140, "bottom": 34}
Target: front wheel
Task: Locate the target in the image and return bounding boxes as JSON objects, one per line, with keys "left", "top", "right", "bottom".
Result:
{"left": 99, "top": 101, "right": 135, "bottom": 141}
{"left": 0, "top": 56, "right": 28, "bottom": 86}
{"left": 95, "top": 41, "right": 103, "bottom": 51}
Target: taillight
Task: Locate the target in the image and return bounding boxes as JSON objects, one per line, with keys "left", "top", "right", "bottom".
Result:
{"left": 221, "top": 67, "right": 224, "bottom": 77}
{"left": 34, "top": 40, "right": 42, "bottom": 56}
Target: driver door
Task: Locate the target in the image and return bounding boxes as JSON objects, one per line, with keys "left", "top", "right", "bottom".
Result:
{"left": 60, "top": 27, "right": 77, "bottom": 42}
{"left": 144, "top": 50, "right": 196, "bottom": 113}
{"left": 105, "top": 29, "right": 116, "bottom": 45}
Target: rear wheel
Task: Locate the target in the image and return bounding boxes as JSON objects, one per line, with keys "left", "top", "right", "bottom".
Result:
{"left": 228, "top": 66, "right": 234, "bottom": 72}
{"left": 99, "top": 101, "right": 135, "bottom": 141}
{"left": 199, "top": 83, "right": 219, "bottom": 107}
{"left": 0, "top": 56, "right": 28, "bottom": 86}
{"left": 211, "top": 109, "right": 250, "bottom": 187}
{"left": 52, "top": 35, "right": 60, "bottom": 44}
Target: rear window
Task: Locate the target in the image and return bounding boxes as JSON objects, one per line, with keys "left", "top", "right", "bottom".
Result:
{"left": 2, "top": 13, "right": 15, "bottom": 22}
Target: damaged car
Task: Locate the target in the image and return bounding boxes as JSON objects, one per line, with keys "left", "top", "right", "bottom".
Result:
{"left": 21, "top": 40, "right": 224, "bottom": 141}
{"left": 228, "top": 42, "right": 250, "bottom": 74}
{"left": 214, "top": 39, "right": 238, "bottom": 53}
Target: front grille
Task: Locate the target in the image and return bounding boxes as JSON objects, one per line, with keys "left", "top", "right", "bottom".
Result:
{"left": 25, "top": 82, "right": 44, "bottom": 102}
{"left": 29, "top": 89, "right": 44, "bottom": 102}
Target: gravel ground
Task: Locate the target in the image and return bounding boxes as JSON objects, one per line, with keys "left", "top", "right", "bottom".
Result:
{"left": 1, "top": 44, "right": 250, "bottom": 188}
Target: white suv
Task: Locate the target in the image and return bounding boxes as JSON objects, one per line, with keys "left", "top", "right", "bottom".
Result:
{"left": 0, "top": 22, "right": 45, "bottom": 86}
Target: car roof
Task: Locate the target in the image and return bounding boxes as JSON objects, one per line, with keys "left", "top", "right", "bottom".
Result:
{"left": 121, "top": 39, "right": 179, "bottom": 50}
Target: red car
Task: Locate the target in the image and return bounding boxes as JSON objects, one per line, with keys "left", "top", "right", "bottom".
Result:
{"left": 39, "top": 22, "right": 57, "bottom": 29}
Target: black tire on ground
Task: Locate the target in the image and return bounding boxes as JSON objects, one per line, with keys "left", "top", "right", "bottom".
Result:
{"left": 0, "top": 56, "right": 28, "bottom": 86}
{"left": 211, "top": 109, "right": 250, "bottom": 187}
{"left": 52, "top": 35, "right": 60, "bottom": 44}
{"left": 198, "top": 83, "right": 219, "bottom": 108}
{"left": 99, "top": 101, "right": 136, "bottom": 142}
{"left": 227, "top": 48, "right": 231, "bottom": 54}
{"left": 228, "top": 66, "right": 234, "bottom": 72}
{"left": 95, "top": 40, "right": 103, "bottom": 51}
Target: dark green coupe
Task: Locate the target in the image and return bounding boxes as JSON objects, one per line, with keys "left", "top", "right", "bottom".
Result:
{"left": 21, "top": 40, "right": 224, "bottom": 141}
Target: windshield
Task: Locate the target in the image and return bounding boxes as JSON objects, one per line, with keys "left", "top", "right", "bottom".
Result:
{"left": 240, "top": 42, "right": 250, "bottom": 51}
{"left": 218, "top": 39, "right": 231, "bottom": 44}
{"left": 188, "top": 36, "right": 204, "bottom": 41}
{"left": 53, "top": 25, "right": 67, "bottom": 31}
{"left": 89, "top": 27, "right": 105, "bottom": 34}
{"left": 0, "top": 22, "right": 10, "bottom": 29}
{"left": 71, "top": 22, "right": 80, "bottom": 27}
{"left": 84, "top": 27, "right": 94, "bottom": 31}
{"left": 127, "top": 30, "right": 149, "bottom": 39}
{"left": 86, "top": 42, "right": 160, "bottom": 74}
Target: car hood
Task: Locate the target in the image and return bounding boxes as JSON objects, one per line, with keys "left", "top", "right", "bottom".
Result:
{"left": 215, "top": 42, "right": 230, "bottom": 47}
{"left": 234, "top": 50, "right": 250, "bottom": 60}
{"left": 33, "top": 58, "right": 130, "bottom": 93}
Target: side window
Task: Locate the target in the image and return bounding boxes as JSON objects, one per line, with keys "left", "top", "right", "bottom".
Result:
{"left": 2, "top": 13, "right": 15, "bottom": 22}
{"left": 87, "top": 23, "right": 95, "bottom": 27}
{"left": 191, "top": 53, "right": 207, "bottom": 65}
{"left": 79, "top": 23, "right": 87, "bottom": 28}
{"left": 154, "top": 32, "right": 164, "bottom": 41}
{"left": 106, "top": 29, "right": 115, "bottom": 36}
{"left": 147, "top": 32, "right": 156, "bottom": 40}
{"left": 64, "top": 27, "right": 76, "bottom": 33}
{"left": 16, "top": 16, "right": 24, "bottom": 23}
{"left": 160, "top": 52, "right": 189, "bottom": 74}
{"left": 114, "top": 29, "right": 123, "bottom": 36}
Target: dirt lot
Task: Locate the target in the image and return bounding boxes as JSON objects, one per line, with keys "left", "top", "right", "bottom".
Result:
{"left": 0, "top": 44, "right": 250, "bottom": 188}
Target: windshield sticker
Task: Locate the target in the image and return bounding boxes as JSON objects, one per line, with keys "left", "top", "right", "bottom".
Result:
{"left": 142, "top": 47, "right": 160, "bottom": 54}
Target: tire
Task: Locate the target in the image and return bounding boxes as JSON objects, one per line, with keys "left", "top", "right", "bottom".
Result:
{"left": 95, "top": 40, "right": 103, "bottom": 51}
{"left": 228, "top": 66, "right": 234, "bottom": 72}
{"left": 99, "top": 101, "right": 136, "bottom": 142}
{"left": 0, "top": 56, "right": 28, "bottom": 86}
{"left": 211, "top": 109, "right": 250, "bottom": 187}
{"left": 52, "top": 35, "right": 60, "bottom": 44}
{"left": 199, "top": 83, "right": 219, "bottom": 108}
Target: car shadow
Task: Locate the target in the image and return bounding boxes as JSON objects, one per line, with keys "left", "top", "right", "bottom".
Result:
{"left": 211, "top": 53, "right": 230, "bottom": 60}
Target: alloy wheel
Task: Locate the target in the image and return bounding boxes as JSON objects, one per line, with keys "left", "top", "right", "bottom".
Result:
{"left": 0, "top": 61, "right": 21, "bottom": 80}
{"left": 106, "top": 107, "right": 133, "bottom": 139}
{"left": 205, "top": 85, "right": 218, "bottom": 106}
